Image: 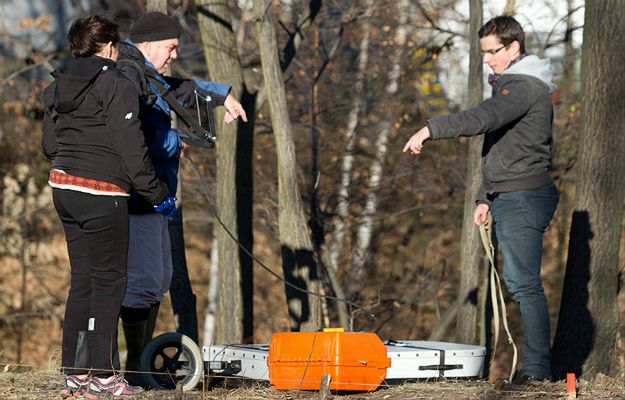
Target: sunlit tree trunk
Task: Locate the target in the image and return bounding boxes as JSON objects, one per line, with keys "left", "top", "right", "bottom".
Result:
{"left": 197, "top": 0, "right": 255, "bottom": 343}
{"left": 552, "top": 0, "right": 625, "bottom": 379}
{"left": 253, "top": 0, "right": 321, "bottom": 332}
{"left": 146, "top": 0, "right": 167, "bottom": 12}
{"left": 202, "top": 234, "right": 219, "bottom": 347}
{"left": 455, "top": 0, "right": 484, "bottom": 346}
{"left": 554, "top": 0, "right": 578, "bottom": 277}
{"left": 502, "top": 0, "right": 516, "bottom": 16}
{"left": 255, "top": 0, "right": 322, "bottom": 110}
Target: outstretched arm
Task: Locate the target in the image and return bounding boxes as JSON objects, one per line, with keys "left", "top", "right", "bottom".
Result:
{"left": 165, "top": 77, "right": 247, "bottom": 124}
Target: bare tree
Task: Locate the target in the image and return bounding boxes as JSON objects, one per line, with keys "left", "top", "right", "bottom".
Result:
{"left": 455, "top": 0, "right": 484, "bottom": 346}
{"left": 252, "top": 0, "right": 321, "bottom": 332}
{"left": 349, "top": 0, "right": 412, "bottom": 281}
{"left": 326, "top": 0, "right": 373, "bottom": 274}
{"left": 321, "top": 0, "right": 375, "bottom": 329}
{"left": 553, "top": 0, "right": 580, "bottom": 278}
{"left": 197, "top": 0, "right": 255, "bottom": 344}
{"left": 551, "top": 0, "right": 625, "bottom": 379}
{"left": 255, "top": 0, "right": 322, "bottom": 111}
{"left": 202, "top": 235, "right": 219, "bottom": 346}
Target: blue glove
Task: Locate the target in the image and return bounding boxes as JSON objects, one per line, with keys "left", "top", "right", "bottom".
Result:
{"left": 154, "top": 195, "right": 177, "bottom": 217}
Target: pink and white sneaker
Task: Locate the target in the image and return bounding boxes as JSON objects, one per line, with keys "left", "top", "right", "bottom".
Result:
{"left": 60, "top": 374, "right": 90, "bottom": 398}
{"left": 83, "top": 375, "right": 143, "bottom": 399}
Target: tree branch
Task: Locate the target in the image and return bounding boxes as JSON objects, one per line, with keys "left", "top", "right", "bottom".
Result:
{"left": 414, "top": 1, "right": 465, "bottom": 38}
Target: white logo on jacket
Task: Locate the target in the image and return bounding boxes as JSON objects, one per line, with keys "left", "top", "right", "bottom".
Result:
{"left": 124, "top": 112, "right": 133, "bottom": 120}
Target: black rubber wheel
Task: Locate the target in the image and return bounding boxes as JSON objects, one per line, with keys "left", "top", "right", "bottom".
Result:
{"left": 140, "top": 332, "right": 203, "bottom": 391}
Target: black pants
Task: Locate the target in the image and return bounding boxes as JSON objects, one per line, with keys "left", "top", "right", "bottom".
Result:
{"left": 53, "top": 188, "right": 129, "bottom": 376}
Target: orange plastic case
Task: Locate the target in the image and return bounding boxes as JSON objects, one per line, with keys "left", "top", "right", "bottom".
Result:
{"left": 267, "top": 330, "right": 390, "bottom": 391}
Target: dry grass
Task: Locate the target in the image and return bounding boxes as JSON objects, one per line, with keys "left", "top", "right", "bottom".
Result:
{"left": 1, "top": 370, "right": 625, "bottom": 399}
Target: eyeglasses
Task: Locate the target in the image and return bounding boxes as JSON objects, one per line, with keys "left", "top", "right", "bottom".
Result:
{"left": 481, "top": 45, "right": 507, "bottom": 56}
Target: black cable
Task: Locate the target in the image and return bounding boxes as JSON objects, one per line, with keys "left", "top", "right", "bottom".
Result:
{"left": 184, "top": 155, "right": 375, "bottom": 322}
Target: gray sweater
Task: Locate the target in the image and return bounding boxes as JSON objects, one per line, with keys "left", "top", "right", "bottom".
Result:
{"left": 426, "top": 55, "right": 556, "bottom": 205}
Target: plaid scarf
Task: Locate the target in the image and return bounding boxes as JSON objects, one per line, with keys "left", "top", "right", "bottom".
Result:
{"left": 487, "top": 53, "right": 528, "bottom": 87}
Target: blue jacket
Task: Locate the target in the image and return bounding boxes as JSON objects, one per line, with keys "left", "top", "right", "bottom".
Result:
{"left": 117, "top": 39, "right": 231, "bottom": 214}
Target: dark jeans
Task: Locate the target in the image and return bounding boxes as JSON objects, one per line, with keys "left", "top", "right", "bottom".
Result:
{"left": 53, "top": 189, "right": 129, "bottom": 377}
{"left": 491, "top": 183, "right": 559, "bottom": 379}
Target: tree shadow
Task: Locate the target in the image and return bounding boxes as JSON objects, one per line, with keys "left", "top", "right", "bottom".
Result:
{"left": 237, "top": 88, "right": 256, "bottom": 343}
{"left": 551, "top": 210, "right": 593, "bottom": 379}
{"left": 281, "top": 246, "right": 318, "bottom": 331}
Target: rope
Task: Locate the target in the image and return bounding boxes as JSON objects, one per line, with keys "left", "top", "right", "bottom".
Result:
{"left": 478, "top": 223, "right": 517, "bottom": 381}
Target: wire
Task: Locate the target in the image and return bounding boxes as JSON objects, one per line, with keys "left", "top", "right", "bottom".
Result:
{"left": 184, "top": 155, "right": 375, "bottom": 322}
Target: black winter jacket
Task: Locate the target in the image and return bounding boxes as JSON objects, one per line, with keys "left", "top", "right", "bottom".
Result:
{"left": 42, "top": 56, "right": 168, "bottom": 205}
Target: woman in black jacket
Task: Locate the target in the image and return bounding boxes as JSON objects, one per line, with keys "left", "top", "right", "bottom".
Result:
{"left": 42, "top": 15, "right": 175, "bottom": 398}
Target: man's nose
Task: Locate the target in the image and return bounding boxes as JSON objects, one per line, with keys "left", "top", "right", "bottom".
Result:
{"left": 483, "top": 54, "right": 496, "bottom": 65}
{"left": 171, "top": 49, "right": 178, "bottom": 59}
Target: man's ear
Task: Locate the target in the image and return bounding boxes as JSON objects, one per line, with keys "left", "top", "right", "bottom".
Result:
{"left": 510, "top": 40, "right": 521, "bottom": 56}
{"left": 136, "top": 41, "right": 151, "bottom": 56}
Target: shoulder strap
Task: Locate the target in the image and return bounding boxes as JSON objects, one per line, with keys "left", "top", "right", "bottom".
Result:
{"left": 147, "top": 76, "right": 216, "bottom": 148}
{"left": 116, "top": 58, "right": 157, "bottom": 106}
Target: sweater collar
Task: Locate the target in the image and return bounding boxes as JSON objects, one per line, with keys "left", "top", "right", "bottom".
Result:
{"left": 488, "top": 53, "right": 528, "bottom": 87}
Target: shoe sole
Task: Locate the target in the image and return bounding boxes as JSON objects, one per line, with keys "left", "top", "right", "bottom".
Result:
{"left": 83, "top": 391, "right": 140, "bottom": 399}
{"left": 60, "top": 389, "right": 84, "bottom": 398}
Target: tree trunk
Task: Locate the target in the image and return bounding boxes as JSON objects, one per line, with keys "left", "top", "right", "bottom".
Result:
{"left": 197, "top": 0, "right": 255, "bottom": 344}
{"left": 455, "top": 0, "right": 484, "bottom": 346}
{"left": 320, "top": 0, "right": 373, "bottom": 329}
{"left": 326, "top": 0, "right": 373, "bottom": 274}
{"left": 551, "top": 0, "right": 625, "bottom": 379}
{"left": 554, "top": 0, "right": 577, "bottom": 277}
{"left": 253, "top": 0, "right": 321, "bottom": 332}
{"left": 562, "top": 0, "right": 577, "bottom": 100}
{"left": 145, "top": 0, "right": 167, "bottom": 12}
{"left": 350, "top": 0, "right": 411, "bottom": 282}
{"left": 255, "top": 0, "right": 322, "bottom": 110}
{"left": 502, "top": 0, "right": 515, "bottom": 16}
{"left": 202, "top": 233, "right": 219, "bottom": 347}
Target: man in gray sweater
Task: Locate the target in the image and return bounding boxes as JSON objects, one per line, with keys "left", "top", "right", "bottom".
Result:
{"left": 403, "top": 16, "right": 559, "bottom": 382}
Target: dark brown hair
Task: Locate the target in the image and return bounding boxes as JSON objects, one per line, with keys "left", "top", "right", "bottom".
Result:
{"left": 67, "top": 15, "right": 120, "bottom": 58}
{"left": 479, "top": 16, "right": 526, "bottom": 54}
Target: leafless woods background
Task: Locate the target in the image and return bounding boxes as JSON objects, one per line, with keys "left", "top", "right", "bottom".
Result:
{"left": 0, "top": 0, "right": 623, "bottom": 383}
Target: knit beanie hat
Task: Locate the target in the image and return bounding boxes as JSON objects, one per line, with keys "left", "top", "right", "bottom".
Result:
{"left": 129, "top": 12, "right": 180, "bottom": 42}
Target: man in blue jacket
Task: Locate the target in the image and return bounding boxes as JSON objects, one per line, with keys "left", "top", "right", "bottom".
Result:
{"left": 116, "top": 11, "right": 247, "bottom": 383}
{"left": 403, "top": 16, "right": 558, "bottom": 382}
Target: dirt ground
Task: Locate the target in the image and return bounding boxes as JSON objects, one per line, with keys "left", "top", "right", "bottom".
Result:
{"left": 1, "top": 370, "right": 624, "bottom": 400}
